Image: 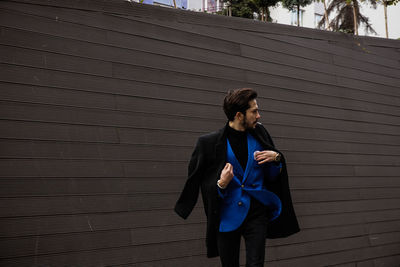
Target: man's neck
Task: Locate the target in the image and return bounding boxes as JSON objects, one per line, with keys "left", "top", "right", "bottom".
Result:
{"left": 228, "top": 120, "right": 245, "bottom": 132}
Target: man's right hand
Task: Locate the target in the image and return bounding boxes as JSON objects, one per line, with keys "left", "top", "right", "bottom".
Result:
{"left": 218, "top": 163, "right": 234, "bottom": 189}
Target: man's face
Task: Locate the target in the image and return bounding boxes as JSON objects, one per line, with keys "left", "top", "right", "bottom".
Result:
{"left": 242, "top": 99, "right": 261, "bottom": 129}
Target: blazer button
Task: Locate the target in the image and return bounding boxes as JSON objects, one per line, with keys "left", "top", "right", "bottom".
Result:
{"left": 238, "top": 201, "right": 242, "bottom": 206}
{"left": 241, "top": 184, "right": 244, "bottom": 188}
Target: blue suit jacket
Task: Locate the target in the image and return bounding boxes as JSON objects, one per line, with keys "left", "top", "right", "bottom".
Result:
{"left": 219, "top": 133, "right": 282, "bottom": 232}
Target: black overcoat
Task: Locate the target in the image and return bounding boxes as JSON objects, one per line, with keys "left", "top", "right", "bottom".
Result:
{"left": 174, "top": 123, "right": 300, "bottom": 258}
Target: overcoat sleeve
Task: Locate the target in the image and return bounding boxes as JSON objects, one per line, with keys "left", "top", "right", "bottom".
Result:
{"left": 174, "top": 138, "right": 205, "bottom": 219}
{"left": 256, "top": 124, "right": 300, "bottom": 238}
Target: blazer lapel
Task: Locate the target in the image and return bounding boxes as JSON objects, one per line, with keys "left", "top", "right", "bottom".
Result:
{"left": 242, "top": 133, "right": 256, "bottom": 183}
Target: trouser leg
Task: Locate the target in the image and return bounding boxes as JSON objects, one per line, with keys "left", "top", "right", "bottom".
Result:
{"left": 217, "top": 228, "right": 241, "bottom": 267}
{"left": 243, "top": 199, "right": 268, "bottom": 267}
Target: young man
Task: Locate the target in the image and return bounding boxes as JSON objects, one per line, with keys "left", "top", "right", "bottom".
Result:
{"left": 175, "top": 88, "right": 300, "bottom": 267}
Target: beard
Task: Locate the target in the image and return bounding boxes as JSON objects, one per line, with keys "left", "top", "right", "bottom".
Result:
{"left": 241, "top": 116, "right": 257, "bottom": 130}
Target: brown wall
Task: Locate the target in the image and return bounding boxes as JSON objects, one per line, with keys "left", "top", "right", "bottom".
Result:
{"left": 0, "top": 0, "right": 400, "bottom": 266}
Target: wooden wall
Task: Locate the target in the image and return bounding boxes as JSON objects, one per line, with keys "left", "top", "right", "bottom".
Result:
{"left": 0, "top": 0, "right": 399, "bottom": 266}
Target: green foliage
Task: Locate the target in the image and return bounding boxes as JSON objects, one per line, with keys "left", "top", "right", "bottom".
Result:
{"left": 220, "top": 0, "right": 258, "bottom": 18}
{"left": 253, "top": 0, "right": 281, "bottom": 11}
{"left": 386, "top": 0, "right": 399, "bottom": 5}
{"left": 219, "top": 0, "right": 279, "bottom": 20}
{"left": 282, "top": 0, "right": 312, "bottom": 11}
{"left": 253, "top": 0, "right": 280, "bottom": 21}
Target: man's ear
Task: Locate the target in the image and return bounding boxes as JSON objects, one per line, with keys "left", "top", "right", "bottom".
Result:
{"left": 234, "top": 111, "right": 244, "bottom": 121}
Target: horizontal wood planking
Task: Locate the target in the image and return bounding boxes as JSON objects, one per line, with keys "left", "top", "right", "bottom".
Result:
{"left": 1, "top": 138, "right": 400, "bottom": 159}
{"left": 0, "top": 238, "right": 399, "bottom": 266}
{"left": 1, "top": 176, "right": 400, "bottom": 199}
{"left": 1, "top": 5, "right": 399, "bottom": 96}
{"left": 1, "top": 208, "right": 399, "bottom": 239}
{"left": 0, "top": 0, "right": 399, "bottom": 266}
{"left": 1, "top": 195, "right": 400, "bottom": 218}
{"left": 1, "top": 96, "right": 399, "bottom": 137}
{"left": 1, "top": 229, "right": 399, "bottom": 259}
{"left": 0, "top": 119, "right": 399, "bottom": 149}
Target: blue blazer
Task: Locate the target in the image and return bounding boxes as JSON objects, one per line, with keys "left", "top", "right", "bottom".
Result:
{"left": 219, "top": 133, "right": 282, "bottom": 232}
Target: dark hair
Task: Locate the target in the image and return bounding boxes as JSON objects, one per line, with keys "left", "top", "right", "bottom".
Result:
{"left": 223, "top": 88, "right": 258, "bottom": 121}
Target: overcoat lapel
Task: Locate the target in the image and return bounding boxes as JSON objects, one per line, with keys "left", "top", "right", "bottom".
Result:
{"left": 250, "top": 127, "right": 275, "bottom": 151}
{"left": 214, "top": 125, "right": 228, "bottom": 177}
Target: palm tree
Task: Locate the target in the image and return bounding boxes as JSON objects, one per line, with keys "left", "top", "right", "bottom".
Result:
{"left": 314, "top": 0, "right": 331, "bottom": 30}
{"left": 318, "top": 0, "right": 377, "bottom": 35}
{"left": 379, "top": 0, "right": 399, "bottom": 38}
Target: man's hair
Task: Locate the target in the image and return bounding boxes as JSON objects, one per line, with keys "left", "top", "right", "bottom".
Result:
{"left": 223, "top": 88, "right": 258, "bottom": 121}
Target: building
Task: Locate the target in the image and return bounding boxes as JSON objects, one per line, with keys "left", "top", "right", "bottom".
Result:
{"left": 145, "top": 0, "right": 400, "bottom": 39}
{"left": 269, "top": 1, "right": 400, "bottom": 39}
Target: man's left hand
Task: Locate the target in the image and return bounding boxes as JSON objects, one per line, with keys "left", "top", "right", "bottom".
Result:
{"left": 254, "top": 150, "right": 279, "bottom": 164}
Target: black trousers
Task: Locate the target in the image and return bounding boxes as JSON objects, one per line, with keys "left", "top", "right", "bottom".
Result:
{"left": 217, "top": 198, "right": 269, "bottom": 267}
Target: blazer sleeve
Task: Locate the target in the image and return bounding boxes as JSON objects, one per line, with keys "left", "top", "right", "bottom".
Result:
{"left": 174, "top": 138, "right": 206, "bottom": 219}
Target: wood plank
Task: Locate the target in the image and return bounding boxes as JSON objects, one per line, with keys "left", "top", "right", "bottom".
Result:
{"left": 1, "top": 80, "right": 399, "bottom": 132}
{"left": 291, "top": 176, "right": 400, "bottom": 189}
{"left": 0, "top": 119, "right": 202, "bottom": 146}
{"left": 0, "top": 100, "right": 225, "bottom": 133}
{"left": 0, "top": 140, "right": 193, "bottom": 161}
{"left": 294, "top": 199, "right": 400, "bottom": 216}
{"left": 0, "top": 234, "right": 398, "bottom": 266}
{"left": 269, "top": 125, "right": 400, "bottom": 147}
{"left": 0, "top": 209, "right": 206, "bottom": 238}
{"left": 0, "top": 208, "right": 399, "bottom": 239}
{"left": 0, "top": 176, "right": 399, "bottom": 197}
{"left": 241, "top": 45, "right": 400, "bottom": 91}
{"left": 1, "top": 139, "right": 399, "bottom": 162}
{"left": 1, "top": 118, "right": 399, "bottom": 149}
{"left": 0, "top": 82, "right": 117, "bottom": 110}
{"left": 3, "top": 99, "right": 400, "bottom": 136}
{"left": 0, "top": 177, "right": 185, "bottom": 196}
{"left": 247, "top": 71, "right": 400, "bottom": 107}
{"left": 3, "top": 2, "right": 399, "bottom": 93}
{"left": 0, "top": 44, "right": 113, "bottom": 77}
{"left": 256, "top": 33, "right": 400, "bottom": 69}
{"left": 291, "top": 188, "right": 400, "bottom": 203}
{"left": 0, "top": 4, "right": 241, "bottom": 55}
{"left": 272, "top": 220, "right": 400, "bottom": 246}
{"left": 1, "top": 193, "right": 399, "bottom": 218}
{"left": 2, "top": 57, "right": 399, "bottom": 114}
{"left": 3, "top": 220, "right": 399, "bottom": 259}
{"left": 0, "top": 62, "right": 244, "bottom": 101}
{"left": 279, "top": 139, "right": 400, "bottom": 155}
{"left": 2, "top": 79, "right": 400, "bottom": 128}
{"left": 0, "top": 120, "right": 120, "bottom": 143}
{"left": 266, "top": 243, "right": 400, "bottom": 267}
{"left": 355, "top": 254, "right": 400, "bottom": 267}
{"left": 0, "top": 67, "right": 228, "bottom": 107}
{"left": 0, "top": 194, "right": 178, "bottom": 217}
{"left": 0, "top": 229, "right": 132, "bottom": 259}
{"left": 333, "top": 54, "right": 400, "bottom": 80}
{"left": 0, "top": 159, "right": 126, "bottom": 178}
{"left": 258, "top": 97, "right": 400, "bottom": 126}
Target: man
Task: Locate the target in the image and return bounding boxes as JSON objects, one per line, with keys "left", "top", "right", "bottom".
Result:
{"left": 174, "top": 88, "right": 300, "bottom": 267}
